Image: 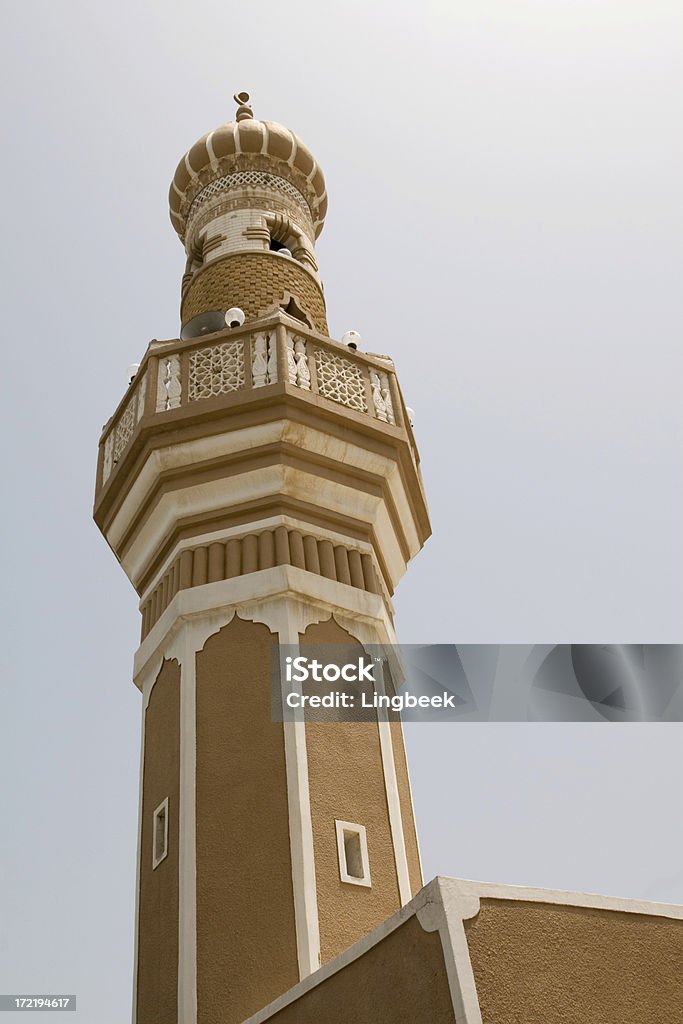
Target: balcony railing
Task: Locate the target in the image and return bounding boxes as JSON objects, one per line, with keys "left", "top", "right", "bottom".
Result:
{"left": 97, "top": 314, "right": 416, "bottom": 494}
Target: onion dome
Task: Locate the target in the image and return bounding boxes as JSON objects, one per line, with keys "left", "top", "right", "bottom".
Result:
{"left": 169, "top": 92, "right": 328, "bottom": 243}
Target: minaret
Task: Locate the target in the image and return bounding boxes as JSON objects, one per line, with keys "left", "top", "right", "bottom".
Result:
{"left": 94, "top": 93, "right": 431, "bottom": 1024}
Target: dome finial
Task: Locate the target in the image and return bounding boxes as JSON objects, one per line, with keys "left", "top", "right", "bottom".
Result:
{"left": 234, "top": 91, "right": 253, "bottom": 122}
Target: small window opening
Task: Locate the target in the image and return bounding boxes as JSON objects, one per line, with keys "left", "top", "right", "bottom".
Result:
{"left": 152, "top": 798, "right": 168, "bottom": 869}
{"left": 335, "top": 819, "right": 371, "bottom": 887}
{"left": 269, "top": 238, "right": 287, "bottom": 252}
{"left": 344, "top": 830, "right": 364, "bottom": 878}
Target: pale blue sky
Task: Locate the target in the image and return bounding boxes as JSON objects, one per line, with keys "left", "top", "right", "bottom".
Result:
{"left": 1, "top": 2, "right": 682, "bottom": 1021}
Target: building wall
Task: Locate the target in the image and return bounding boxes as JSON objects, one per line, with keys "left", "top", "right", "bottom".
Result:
{"left": 465, "top": 897, "right": 683, "bottom": 1024}
{"left": 303, "top": 617, "right": 405, "bottom": 962}
{"left": 263, "top": 914, "right": 455, "bottom": 1024}
{"left": 195, "top": 615, "right": 299, "bottom": 1024}
{"left": 136, "top": 659, "right": 181, "bottom": 1024}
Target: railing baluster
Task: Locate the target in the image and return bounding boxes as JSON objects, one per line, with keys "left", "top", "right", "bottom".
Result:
{"left": 252, "top": 333, "right": 268, "bottom": 388}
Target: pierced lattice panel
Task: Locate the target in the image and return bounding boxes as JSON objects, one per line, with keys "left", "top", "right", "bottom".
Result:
{"left": 188, "top": 341, "right": 245, "bottom": 401}
{"left": 314, "top": 349, "right": 368, "bottom": 413}
{"left": 113, "top": 395, "right": 137, "bottom": 463}
{"left": 190, "top": 172, "right": 310, "bottom": 221}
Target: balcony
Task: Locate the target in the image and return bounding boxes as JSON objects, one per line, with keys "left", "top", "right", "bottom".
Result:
{"left": 94, "top": 311, "right": 421, "bottom": 510}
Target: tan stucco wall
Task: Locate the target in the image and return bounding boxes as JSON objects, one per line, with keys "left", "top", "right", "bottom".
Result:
{"left": 136, "top": 659, "right": 180, "bottom": 1024}
{"left": 465, "top": 897, "right": 683, "bottom": 1024}
{"left": 195, "top": 615, "right": 299, "bottom": 1024}
{"left": 303, "top": 617, "right": 403, "bottom": 963}
{"left": 265, "top": 914, "right": 455, "bottom": 1024}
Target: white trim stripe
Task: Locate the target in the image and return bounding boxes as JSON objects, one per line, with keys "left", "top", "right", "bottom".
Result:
{"left": 177, "top": 632, "right": 197, "bottom": 1024}
{"left": 131, "top": 701, "right": 146, "bottom": 1024}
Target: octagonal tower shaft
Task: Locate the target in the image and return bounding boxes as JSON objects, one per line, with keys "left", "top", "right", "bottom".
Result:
{"left": 94, "top": 96, "right": 430, "bottom": 1024}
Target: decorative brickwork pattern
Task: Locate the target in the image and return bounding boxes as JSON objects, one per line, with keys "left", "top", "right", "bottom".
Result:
{"left": 314, "top": 349, "right": 368, "bottom": 412}
{"left": 181, "top": 253, "right": 328, "bottom": 335}
{"left": 188, "top": 341, "right": 245, "bottom": 401}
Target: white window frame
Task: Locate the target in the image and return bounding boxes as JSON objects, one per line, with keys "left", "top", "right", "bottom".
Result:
{"left": 335, "top": 820, "right": 371, "bottom": 887}
{"left": 152, "top": 797, "right": 169, "bottom": 870}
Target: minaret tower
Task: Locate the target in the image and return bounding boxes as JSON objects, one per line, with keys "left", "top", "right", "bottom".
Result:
{"left": 94, "top": 93, "right": 431, "bottom": 1024}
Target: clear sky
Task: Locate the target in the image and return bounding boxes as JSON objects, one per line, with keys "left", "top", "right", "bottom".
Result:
{"left": 1, "top": 2, "right": 682, "bottom": 1021}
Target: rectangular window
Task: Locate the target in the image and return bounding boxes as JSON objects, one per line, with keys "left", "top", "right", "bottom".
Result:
{"left": 152, "top": 798, "right": 169, "bottom": 869}
{"left": 335, "top": 820, "right": 371, "bottom": 887}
